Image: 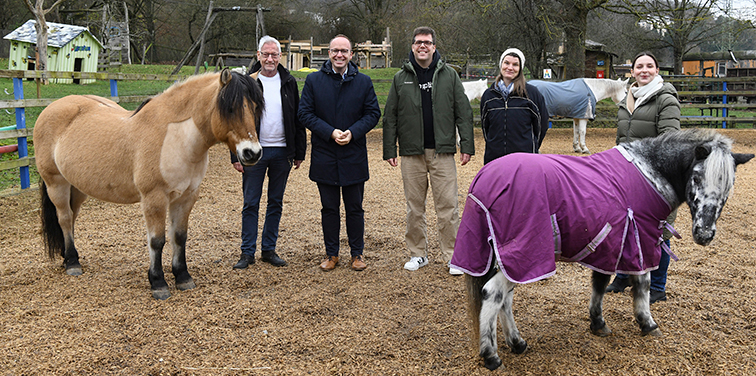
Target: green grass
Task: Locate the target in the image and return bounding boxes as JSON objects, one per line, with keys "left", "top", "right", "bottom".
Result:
{"left": 292, "top": 67, "right": 398, "bottom": 108}
{"left": 0, "top": 63, "right": 404, "bottom": 192}
{"left": 4, "top": 60, "right": 753, "bottom": 191}
{"left": 0, "top": 59, "right": 200, "bottom": 192}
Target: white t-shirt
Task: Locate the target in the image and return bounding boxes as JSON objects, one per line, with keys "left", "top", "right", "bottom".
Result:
{"left": 258, "top": 72, "right": 286, "bottom": 147}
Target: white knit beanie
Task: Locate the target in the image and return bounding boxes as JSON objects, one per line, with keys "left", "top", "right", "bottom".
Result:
{"left": 499, "top": 48, "right": 525, "bottom": 68}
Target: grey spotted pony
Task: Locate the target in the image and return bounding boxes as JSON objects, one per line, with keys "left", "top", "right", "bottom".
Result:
{"left": 451, "top": 129, "right": 753, "bottom": 370}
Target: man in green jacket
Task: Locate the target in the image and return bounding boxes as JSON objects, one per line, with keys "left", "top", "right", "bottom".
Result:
{"left": 382, "top": 26, "right": 474, "bottom": 275}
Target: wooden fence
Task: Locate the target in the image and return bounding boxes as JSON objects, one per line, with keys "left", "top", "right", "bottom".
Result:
{"left": 2, "top": 71, "right": 756, "bottom": 194}
{"left": 0, "top": 69, "right": 186, "bottom": 195}
{"left": 669, "top": 76, "right": 756, "bottom": 127}
{"left": 545, "top": 76, "right": 756, "bottom": 128}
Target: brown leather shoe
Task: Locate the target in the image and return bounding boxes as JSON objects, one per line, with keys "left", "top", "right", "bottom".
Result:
{"left": 320, "top": 256, "right": 339, "bottom": 271}
{"left": 350, "top": 255, "right": 367, "bottom": 271}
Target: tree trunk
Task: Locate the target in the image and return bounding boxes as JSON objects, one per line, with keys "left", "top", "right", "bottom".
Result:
{"left": 33, "top": 4, "right": 49, "bottom": 84}
{"left": 562, "top": 6, "right": 588, "bottom": 79}
{"left": 673, "top": 47, "right": 684, "bottom": 76}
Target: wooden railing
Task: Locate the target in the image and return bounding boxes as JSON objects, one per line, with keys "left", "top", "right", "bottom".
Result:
{"left": 3, "top": 71, "right": 755, "bottom": 193}
{"left": 667, "top": 76, "right": 756, "bottom": 127}
{"left": 0, "top": 69, "right": 187, "bottom": 194}
{"left": 544, "top": 76, "right": 756, "bottom": 128}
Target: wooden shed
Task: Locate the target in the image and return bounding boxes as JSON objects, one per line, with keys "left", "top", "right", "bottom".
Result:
{"left": 682, "top": 50, "right": 756, "bottom": 77}
{"left": 546, "top": 40, "right": 619, "bottom": 79}
{"left": 584, "top": 40, "right": 617, "bottom": 79}
{"left": 4, "top": 20, "right": 103, "bottom": 84}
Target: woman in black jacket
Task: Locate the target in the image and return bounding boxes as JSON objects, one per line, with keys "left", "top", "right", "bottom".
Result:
{"left": 480, "top": 48, "right": 550, "bottom": 164}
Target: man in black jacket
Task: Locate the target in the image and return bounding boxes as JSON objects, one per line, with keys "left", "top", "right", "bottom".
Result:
{"left": 231, "top": 35, "right": 307, "bottom": 269}
{"left": 298, "top": 34, "right": 381, "bottom": 271}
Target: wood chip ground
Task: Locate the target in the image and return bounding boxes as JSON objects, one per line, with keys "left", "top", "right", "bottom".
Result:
{"left": 1, "top": 128, "right": 755, "bottom": 375}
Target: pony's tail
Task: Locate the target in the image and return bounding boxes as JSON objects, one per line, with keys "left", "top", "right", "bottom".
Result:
{"left": 40, "top": 181, "right": 64, "bottom": 260}
{"left": 465, "top": 262, "right": 498, "bottom": 352}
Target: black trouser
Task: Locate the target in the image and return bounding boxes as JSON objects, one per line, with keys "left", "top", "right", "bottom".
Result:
{"left": 317, "top": 182, "right": 365, "bottom": 257}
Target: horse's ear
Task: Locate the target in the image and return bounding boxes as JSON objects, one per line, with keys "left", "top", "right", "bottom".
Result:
{"left": 695, "top": 144, "right": 712, "bottom": 160}
{"left": 220, "top": 68, "right": 233, "bottom": 86}
{"left": 732, "top": 153, "right": 755, "bottom": 165}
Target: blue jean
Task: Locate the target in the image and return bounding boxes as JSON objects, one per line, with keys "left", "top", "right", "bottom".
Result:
{"left": 240, "top": 147, "right": 292, "bottom": 256}
{"left": 616, "top": 239, "right": 670, "bottom": 292}
{"left": 317, "top": 182, "right": 365, "bottom": 257}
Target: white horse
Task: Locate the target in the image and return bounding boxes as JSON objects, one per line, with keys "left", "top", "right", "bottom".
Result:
{"left": 462, "top": 79, "right": 488, "bottom": 102}
{"left": 529, "top": 78, "right": 628, "bottom": 154}
{"left": 457, "top": 79, "right": 490, "bottom": 146}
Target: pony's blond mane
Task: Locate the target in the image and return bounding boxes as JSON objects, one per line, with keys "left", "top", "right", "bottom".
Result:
{"left": 130, "top": 72, "right": 220, "bottom": 117}
{"left": 161, "top": 71, "right": 219, "bottom": 95}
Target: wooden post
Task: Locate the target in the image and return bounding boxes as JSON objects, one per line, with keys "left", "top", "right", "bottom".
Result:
{"left": 13, "top": 77, "right": 29, "bottom": 189}
{"left": 173, "top": 12, "right": 217, "bottom": 75}
{"left": 287, "top": 35, "right": 292, "bottom": 70}
{"left": 256, "top": 4, "right": 266, "bottom": 42}
{"left": 195, "top": 1, "right": 213, "bottom": 75}
{"left": 124, "top": 1, "right": 131, "bottom": 64}
{"left": 35, "top": 50, "right": 41, "bottom": 98}
{"left": 385, "top": 27, "right": 391, "bottom": 68}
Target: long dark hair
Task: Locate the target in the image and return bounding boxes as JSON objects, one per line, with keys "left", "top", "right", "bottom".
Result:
{"left": 495, "top": 52, "right": 528, "bottom": 98}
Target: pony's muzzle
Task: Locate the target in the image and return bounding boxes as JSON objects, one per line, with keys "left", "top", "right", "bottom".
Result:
{"left": 692, "top": 225, "right": 715, "bottom": 246}
{"left": 236, "top": 141, "right": 262, "bottom": 166}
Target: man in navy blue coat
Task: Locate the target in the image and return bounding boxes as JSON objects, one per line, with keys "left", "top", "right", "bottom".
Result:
{"left": 298, "top": 34, "right": 381, "bottom": 271}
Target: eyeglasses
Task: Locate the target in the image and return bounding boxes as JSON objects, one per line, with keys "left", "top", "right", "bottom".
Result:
{"left": 329, "top": 48, "right": 351, "bottom": 56}
{"left": 413, "top": 40, "right": 434, "bottom": 47}
{"left": 259, "top": 52, "right": 280, "bottom": 59}
{"left": 328, "top": 48, "right": 350, "bottom": 56}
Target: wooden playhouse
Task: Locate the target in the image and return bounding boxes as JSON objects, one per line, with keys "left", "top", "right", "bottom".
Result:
{"left": 4, "top": 20, "right": 103, "bottom": 84}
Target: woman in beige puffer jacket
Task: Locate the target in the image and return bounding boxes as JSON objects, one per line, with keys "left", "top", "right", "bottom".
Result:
{"left": 607, "top": 51, "right": 681, "bottom": 304}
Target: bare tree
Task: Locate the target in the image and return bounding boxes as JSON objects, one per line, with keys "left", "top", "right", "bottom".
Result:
{"left": 507, "top": 0, "right": 557, "bottom": 78}
{"left": 606, "top": 0, "right": 749, "bottom": 74}
{"left": 554, "top": 0, "right": 610, "bottom": 79}
{"left": 330, "top": 0, "right": 408, "bottom": 42}
{"left": 471, "top": 0, "right": 608, "bottom": 79}
{"left": 23, "top": 0, "right": 66, "bottom": 82}
{"left": 0, "top": 0, "right": 32, "bottom": 30}
{"left": 587, "top": 9, "right": 661, "bottom": 63}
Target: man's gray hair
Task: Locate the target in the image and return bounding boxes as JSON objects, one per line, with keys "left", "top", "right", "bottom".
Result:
{"left": 258, "top": 35, "right": 281, "bottom": 53}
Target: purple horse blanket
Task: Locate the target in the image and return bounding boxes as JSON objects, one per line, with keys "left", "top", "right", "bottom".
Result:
{"left": 450, "top": 147, "right": 672, "bottom": 283}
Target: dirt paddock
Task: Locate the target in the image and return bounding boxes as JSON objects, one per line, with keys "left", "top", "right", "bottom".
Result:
{"left": 1, "top": 128, "right": 756, "bottom": 375}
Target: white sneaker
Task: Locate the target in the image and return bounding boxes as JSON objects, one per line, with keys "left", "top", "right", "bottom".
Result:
{"left": 404, "top": 256, "right": 429, "bottom": 271}
{"left": 449, "top": 263, "right": 464, "bottom": 276}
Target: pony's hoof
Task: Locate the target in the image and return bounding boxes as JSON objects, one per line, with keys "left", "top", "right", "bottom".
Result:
{"left": 510, "top": 339, "right": 528, "bottom": 354}
{"left": 176, "top": 279, "right": 196, "bottom": 291}
{"left": 483, "top": 356, "right": 502, "bottom": 370}
{"left": 591, "top": 325, "right": 612, "bottom": 337}
{"left": 152, "top": 289, "right": 171, "bottom": 300}
{"left": 66, "top": 266, "right": 83, "bottom": 276}
{"left": 581, "top": 148, "right": 590, "bottom": 154}
{"left": 642, "top": 328, "right": 663, "bottom": 337}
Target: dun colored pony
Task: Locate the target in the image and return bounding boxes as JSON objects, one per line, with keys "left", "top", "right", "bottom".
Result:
{"left": 529, "top": 78, "right": 628, "bottom": 154}
{"left": 34, "top": 69, "right": 264, "bottom": 300}
{"left": 451, "top": 129, "right": 753, "bottom": 370}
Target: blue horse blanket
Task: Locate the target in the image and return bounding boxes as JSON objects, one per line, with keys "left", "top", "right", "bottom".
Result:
{"left": 529, "top": 79, "right": 597, "bottom": 120}
{"left": 450, "top": 147, "right": 672, "bottom": 283}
